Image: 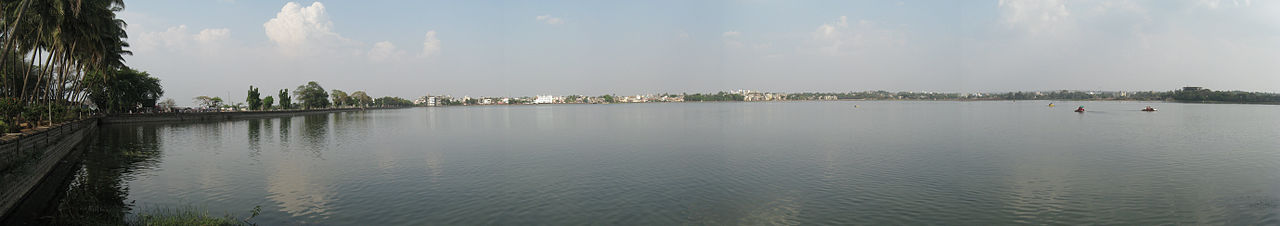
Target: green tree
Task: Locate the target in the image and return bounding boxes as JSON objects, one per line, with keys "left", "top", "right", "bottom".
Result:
{"left": 293, "top": 81, "right": 329, "bottom": 109}
{"left": 374, "top": 96, "right": 413, "bottom": 107}
{"left": 350, "top": 91, "right": 372, "bottom": 107}
{"left": 278, "top": 89, "right": 292, "bottom": 109}
{"left": 83, "top": 67, "right": 163, "bottom": 113}
{"left": 330, "top": 89, "right": 349, "bottom": 107}
{"left": 211, "top": 97, "right": 224, "bottom": 108}
{"left": 246, "top": 86, "right": 262, "bottom": 110}
{"left": 262, "top": 96, "right": 274, "bottom": 110}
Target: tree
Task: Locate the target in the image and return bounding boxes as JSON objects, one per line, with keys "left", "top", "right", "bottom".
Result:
{"left": 210, "top": 97, "right": 224, "bottom": 108}
{"left": 246, "top": 86, "right": 262, "bottom": 110}
{"left": 350, "top": 91, "right": 372, "bottom": 107}
{"left": 374, "top": 96, "right": 413, "bottom": 107}
{"left": 193, "top": 96, "right": 213, "bottom": 108}
{"left": 158, "top": 98, "right": 176, "bottom": 109}
{"left": 330, "top": 89, "right": 349, "bottom": 107}
{"left": 278, "top": 89, "right": 292, "bottom": 109}
{"left": 262, "top": 96, "right": 274, "bottom": 110}
{"left": 83, "top": 67, "right": 163, "bottom": 113}
{"left": 293, "top": 81, "right": 329, "bottom": 109}
{"left": 1, "top": 0, "right": 132, "bottom": 126}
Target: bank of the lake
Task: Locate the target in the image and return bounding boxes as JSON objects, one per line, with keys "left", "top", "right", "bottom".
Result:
{"left": 101, "top": 107, "right": 408, "bottom": 125}
{"left": 0, "top": 119, "right": 98, "bottom": 224}
{"left": 0, "top": 107, "right": 411, "bottom": 224}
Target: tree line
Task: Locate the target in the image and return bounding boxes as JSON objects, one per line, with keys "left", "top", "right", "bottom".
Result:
{"left": 683, "top": 92, "right": 744, "bottom": 102}
{"left": 2, "top": 0, "right": 163, "bottom": 133}
{"left": 192, "top": 81, "right": 415, "bottom": 111}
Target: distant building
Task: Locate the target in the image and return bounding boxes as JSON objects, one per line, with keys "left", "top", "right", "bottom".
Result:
{"left": 534, "top": 95, "right": 554, "bottom": 104}
{"left": 426, "top": 96, "right": 439, "bottom": 106}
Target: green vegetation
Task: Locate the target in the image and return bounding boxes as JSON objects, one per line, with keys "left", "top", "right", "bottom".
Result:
{"left": 684, "top": 92, "right": 744, "bottom": 101}
{"left": 1171, "top": 88, "right": 1280, "bottom": 103}
{"left": 83, "top": 67, "right": 164, "bottom": 113}
{"left": 261, "top": 96, "right": 274, "bottom": 110}
{"left": 788, "top": 91, "right": 956, "bottom": 100}
{"left": 129, "top": 205, "right": 260, "bottom": 226}
{"left": 246, "top": 86, "right": 262, "bottom": 110}
{"left": 350, "top": 91, "right": 372, "bottom": 107}
{"left": 293, "top": 81, "right": 330, "bottom": 109}
{"left": 277, "top": 89, "right": 291, "bottom": 109}
{"left": 1, "top": 0, "right": 147, "bottom": 132}
{"left": 374, "top": 96, "right": 413, "bottom": 107}
{"left": 330, "top": 89, "right": 349, "bottom": 107}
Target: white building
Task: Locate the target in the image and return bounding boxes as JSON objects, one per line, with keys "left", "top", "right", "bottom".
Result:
{"left": 426, "top": 96, "right": 439, "bottom": 106}
{"left": 534, "top": 95, "right": 554, "bottom": 104}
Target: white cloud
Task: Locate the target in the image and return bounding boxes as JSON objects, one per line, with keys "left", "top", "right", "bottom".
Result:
{"left": 536, "top": 14, "right": 564, "bottom": 25}
{"left": 195, "top": 28, "right": 231, "bottom": 42}
{"left": 998, "top": 0, "right": 1071, "bottom": 35}
{"left": 263, "top": 2, "right": 355, "bottom": 56}
{"left": 367, "top": 41, "right": 404, "bottom": 62}
{"left": 1197, "top": 0, "right": 1252, "bottom": 9}
{"left": 808, "top": 16, "right": 905, "bottom": 56}
{"left": 422, "top": 30, "right": 441, "bottom": 57}
{"left": 721, "top": 31, "right": 743, "bottom": 48}
{"left": 131, "top": 25, "right": 231, "bottom": 54}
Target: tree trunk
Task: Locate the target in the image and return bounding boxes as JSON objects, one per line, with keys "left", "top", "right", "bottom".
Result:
{"left": 0, "top": 0, "right": 33, "bottom": 72}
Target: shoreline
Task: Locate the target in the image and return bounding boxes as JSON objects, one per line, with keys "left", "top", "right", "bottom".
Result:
{"left": 100, "top": 107, "right": 409, "bottom": 125}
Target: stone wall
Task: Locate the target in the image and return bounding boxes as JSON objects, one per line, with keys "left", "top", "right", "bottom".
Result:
{"left": 0, "top": 119, "right": 98, "bottom": 221}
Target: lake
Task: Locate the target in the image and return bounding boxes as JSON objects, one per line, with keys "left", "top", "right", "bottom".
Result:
{"left": 44, "top": 101, "right": 1280, "bottom": 224}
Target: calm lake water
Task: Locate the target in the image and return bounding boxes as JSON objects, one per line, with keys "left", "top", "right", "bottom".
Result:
{"left": 45, "top": 101, "right": 1280, "bottom": 224}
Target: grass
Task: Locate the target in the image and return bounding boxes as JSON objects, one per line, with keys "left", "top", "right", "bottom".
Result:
{"left": 128, "top": 205, "right": 260, "bottom": 226}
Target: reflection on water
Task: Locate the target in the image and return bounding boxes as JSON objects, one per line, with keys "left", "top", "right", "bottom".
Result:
{"left": 46, "top": 125, "right": 165, "bottom": 225}
{"left": 37, "top": 103, "right": 1280, "bottom": 225}
{"left": 248, "top": 119, "right": 261, "bottom": 155}
{"left": 278, "top": 116, "right": 291, "bottom": 148}
{"left": 302, "top": 114, "right": 329, "bottom": 157}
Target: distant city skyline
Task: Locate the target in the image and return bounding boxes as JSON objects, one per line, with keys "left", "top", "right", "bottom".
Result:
{"left": 121, "top": 0, "right": 1280, "bottom": 103}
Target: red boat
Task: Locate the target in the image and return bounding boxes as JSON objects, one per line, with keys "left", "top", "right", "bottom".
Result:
{"left": 1074, "top": 106, "right": 1086, "bottom": 113}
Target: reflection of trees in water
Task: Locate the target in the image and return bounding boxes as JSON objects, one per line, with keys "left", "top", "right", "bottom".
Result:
{"left": 263, "top": 119, "right": 274, "bottom": 142}
{"left": 248, "top": 119, "right": 262, "bottom": 156}
{"left": 46, "top": 125, "right": 166, "bottom": 225}
{"left": 302, "top": 114, "right": 329, "bottom": 157}
{"left": 279, "top": 117, "right": 292, "bottom": 149}
{"left": 331, "top": 111, "right": 372, "bottom": 143}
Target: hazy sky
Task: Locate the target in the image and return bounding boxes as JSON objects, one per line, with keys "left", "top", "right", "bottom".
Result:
{"left": 120, "top": 0, "right": 1280, "bottom": 105}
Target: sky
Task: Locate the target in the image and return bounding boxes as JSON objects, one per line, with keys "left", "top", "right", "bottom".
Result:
{"left": 118, "top": 0, "right": 1280, "bottom": 105}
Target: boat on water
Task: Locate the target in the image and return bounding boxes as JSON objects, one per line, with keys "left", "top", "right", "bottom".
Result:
{"left": 1142, "top": 106, "right": 1157, "bottom": 112}
{"left": 1048, "top": 103, "right": 1055, "bottom": 107}
{"left": 1075, "top": 106, "right": 1086, "bottom": 113}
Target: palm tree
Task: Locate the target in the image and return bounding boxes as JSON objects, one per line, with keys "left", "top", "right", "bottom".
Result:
{"left": 1, "top": 0, "right": 131, "bottom": 128}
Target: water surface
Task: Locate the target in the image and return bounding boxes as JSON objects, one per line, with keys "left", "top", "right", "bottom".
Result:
{"left": 48, "top": 101, "right": 1280, "bottom": 224}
